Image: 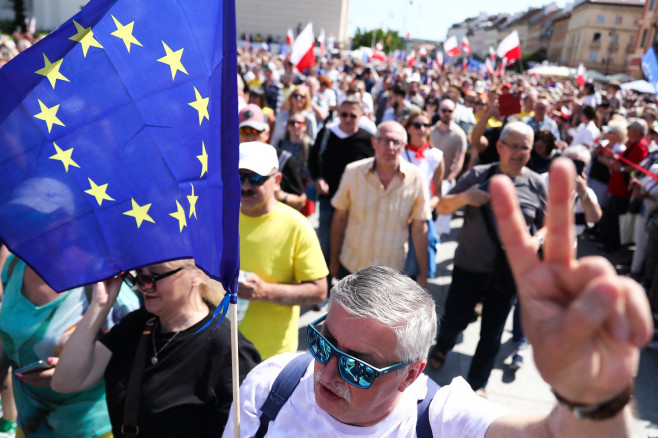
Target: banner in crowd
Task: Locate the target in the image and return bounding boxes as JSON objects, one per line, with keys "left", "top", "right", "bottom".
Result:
{"left": 0, "top": 0, "right": 240, "bottom": 292}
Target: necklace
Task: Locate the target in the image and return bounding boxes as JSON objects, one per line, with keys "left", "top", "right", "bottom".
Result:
{"left": 150, "top": 314, "right": 195, "bottom": 365}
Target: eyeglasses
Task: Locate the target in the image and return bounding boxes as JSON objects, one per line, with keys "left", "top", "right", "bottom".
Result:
{"left": 502, "top": 141, "right": 531, "bottom": 153}
{"left": 307, "top": 315, "right": 412, "bottom": 389}
{"left": 239, "top": 126, "right": 264, "bottom": 136}
{"left": 287, "top": 120, "right": 306, "bottom": 127}
{"left": 440, "top": 108, "right": 453, "bottom": 114}
{"left": 340, "top": 112, "right": 358, "bottom": 119}
{"left": 411, "top": 122, "right": 431, "bottom": 129}
{"left": 291, "top": 93, "right": 306, "bottom": 100}
{"left": 375, "top": 136, "right": 405, "bottom": 149}
{"left": 124, "top": 267, "right": 184, "bottom": 293}
{"left": 239, "top": 172, "right": 277, "bottom": 186}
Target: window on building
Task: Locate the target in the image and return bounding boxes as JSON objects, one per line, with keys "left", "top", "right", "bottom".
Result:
{"left": 589, "top": 50, "right": 598, "bottom": 62}
{"left": 610, "top": 33, "right": 618, "bottom": 44}
{"left": 651, "top": 0, "right": 656, "bottom": 10}
{"left": 593, "top": 32, "right": 601, "bottom": 42}
{"left": 597, "top": 14, "right": 605, "bottom": 23}
{"left": 641, "top": 29, "right": 648, "bottom": 49}
{"left": 614, "top": 16, "right": 622, "bottom": 25}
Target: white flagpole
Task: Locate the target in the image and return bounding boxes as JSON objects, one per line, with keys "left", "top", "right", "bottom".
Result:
{"left": 231, "top": 299, "right": 241, "bottom": 437}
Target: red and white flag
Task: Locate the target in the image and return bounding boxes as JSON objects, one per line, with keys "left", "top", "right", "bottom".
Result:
{"left": 462, "top": 58, "right": 468, "bottom": 70}
{"left": 318, "top": 28, "right": 326, "bottom": 57}
{"left": 406, "top": 50, "right": 416, "bottom": 67}
{"left": 375, "top": 41, "right": 383, "bottom": 51}
{"left": 286, "top": 28, "right": 294, "bottom": 46}
{"left": 576, "top": 64, "right": 587, "bottom": 87}
{"left": 418, "top": 47, "right": 428, "bottom": 57}
{"left": 485, "top": 58, "right": 495, "bottom": 75}
{"left": 561, "top": 106, "right": 573, "bottom": 119}
{"left": 497, "top": 31, "right": 521, "bottom": 62}
{"left": 443, "top": 36, "right": 461, "bottom": 57}
{"left": 489, "top": 46, "right": 496, "bottom": 60}
{"left": 497, "top": 57, "right": 508, "bottom": 77}
{"left": 462, "top": 36, "right": 471, "bottom": 55}
{"left": 371, "top": 49, "right": 387, "bottom": 62}
{"left": 433, "top": 52, "right": 444, "bottom": 70}
{"left": 290, "top": 22, "right": 315, "bottom": 72}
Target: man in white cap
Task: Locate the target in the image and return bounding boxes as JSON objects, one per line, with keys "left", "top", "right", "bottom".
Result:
{"left": 237, "top": 142, "right": 328, "bottom": 360}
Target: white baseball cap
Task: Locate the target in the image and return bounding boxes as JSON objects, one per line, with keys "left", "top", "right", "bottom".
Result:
{"left": 238, "top": 142, "right": 278, "bottom": 176}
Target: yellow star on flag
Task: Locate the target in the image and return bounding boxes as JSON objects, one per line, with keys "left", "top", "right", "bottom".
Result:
{"left": 110, "top": 15, "right": 142, "bottom": 53}
{"left": 188, "top": 87, "right": 210, "bottom": 126}
{"left": 49, "top": 142, "right": 79, "bottom": 172}
{"left": 187, "top": 184, "right": 198, "bottom": 219}
{"left": 84, "top": 178, "right": 115, "bottom": 206}
{"left": 34, "top": 99, "right": 65, "bottom": 133}
{"left": 68, "top": 20, "right": 104, "bottom": 57}
{"left": 35, "top": 53, "right": 69, "bottom": 89}
{"left": 197, "top": 141, "right": 208, "bottom": 177}
{"left": 157, "top": 41, "right": 188, "bottom": 80}
{"left": 123, "top": 198, "right": 155, "bottom": 228}
{"left": 169, "top": 200, "right": 187, "bottom": 232}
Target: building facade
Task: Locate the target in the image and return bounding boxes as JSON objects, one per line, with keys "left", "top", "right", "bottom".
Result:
{"left": 628, "top": 0, "right": 658, "bottom": 78}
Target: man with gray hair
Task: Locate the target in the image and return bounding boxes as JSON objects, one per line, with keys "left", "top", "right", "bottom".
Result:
{"left": 329, "top": 121, "right": 431, "bottom": 287}
{"left": 428, "top": 121, "right": 547, "bottom": 394}
{"left": 224, "top": 160, "right": 652, "bottom": 435}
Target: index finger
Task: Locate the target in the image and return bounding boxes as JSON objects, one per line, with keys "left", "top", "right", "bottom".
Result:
{"left": 490, "top": 175, "right": 539, "bottom": 280}
{"left": 543, "top": 158, "right": 576, "bottom": 265}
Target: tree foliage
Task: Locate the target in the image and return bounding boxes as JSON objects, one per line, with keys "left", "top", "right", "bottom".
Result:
{"left": 352, "top": 28, "right": 405, "bottom": 53}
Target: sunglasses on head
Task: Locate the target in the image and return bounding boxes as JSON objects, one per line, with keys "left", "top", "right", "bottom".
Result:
{"left": 340, "top": 112, "right": 358, "bottom": 119}
{"left": 239, "top": 172, "right": 276, "bottom": 186}
{"left": 307, "top": 315, "right": 412, "bottom": 389}
{"left": 124, "top": 267, "right": 184, "bottom": 293}
{"left": 239, "top": 126, "right": 264, "bottom": 136}
{"left": 411, "top": 122, "right": 431, "bottom": 129}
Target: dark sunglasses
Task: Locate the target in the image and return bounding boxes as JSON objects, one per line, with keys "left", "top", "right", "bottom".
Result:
{"left": 287, "top": 120, "right": 306, "bottom": 127}
{"left": 124, "top": 267, "right": 184, "bottom": 293}
{"left": 239, "top": 126, "right": 264, "bottom": 136}
{"left": 239, "top": 172, "right": 276, "bottom": 186}
{"left": 411, "top": 122, "right": 431, "bottom": 129}
{"left": 291, "top": 93, "right": 306, "bottom": 100}
{"left": 307, "top": 315, "right": 412, "bottom": 389}
{"left": 340, "top": 112, "right": 358, "bottom": 119}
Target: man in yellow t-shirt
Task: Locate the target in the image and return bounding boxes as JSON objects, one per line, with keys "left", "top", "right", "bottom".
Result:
{"left": 237, "top": 141, "right": 328, "bottom": 359}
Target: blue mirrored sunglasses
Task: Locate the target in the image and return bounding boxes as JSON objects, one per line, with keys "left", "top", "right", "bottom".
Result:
{"left": 239, "top": 172, "right": 276, "bottom": 186}
{"left": 307, "top": 314, "right": 412, "bottom": 389}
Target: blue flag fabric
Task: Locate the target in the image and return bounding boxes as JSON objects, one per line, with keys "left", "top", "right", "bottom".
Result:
{"left": 641, "top": 48, "right": 658, "bottom": 97}
{"left": 0, "top": 0, "right": 240, "bottom": 293}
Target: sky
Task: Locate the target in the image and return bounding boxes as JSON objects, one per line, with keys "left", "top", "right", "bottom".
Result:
{"left": 347, "top": 0, "right": 570, "bottom": 43}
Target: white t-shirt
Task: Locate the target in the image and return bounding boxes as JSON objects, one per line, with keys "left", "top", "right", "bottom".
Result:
{"left": 570, "top": 121, "right": 600, "bottom": 147}
{"left": 401, "top": 147, "right": 444, "bottom": 194}
{"left": 223, "top": 352, "right": 509, "bottom": 437}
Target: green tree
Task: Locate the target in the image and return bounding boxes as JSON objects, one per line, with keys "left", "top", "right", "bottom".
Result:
{"left": 352, "top": 28, "right": 405, "bottom": 53}
{"left": 13, "top": 0, "right": 26, "bottom": 32}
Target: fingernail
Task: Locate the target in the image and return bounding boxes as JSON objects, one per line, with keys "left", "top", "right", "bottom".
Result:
{"left": 47, "top": 357, "right": 56, "bottom": 365}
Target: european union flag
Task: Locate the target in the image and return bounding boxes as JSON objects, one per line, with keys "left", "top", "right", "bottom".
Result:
{"left": 641, "top": 48, "right": 658, "bottom": 97}
{"left": 0, "top": 0, "right": 240, "bottom": 293}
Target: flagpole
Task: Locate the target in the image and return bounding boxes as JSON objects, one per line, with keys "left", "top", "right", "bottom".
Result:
{"left": 231, "top": 299, "right": 241, "bottom": 437}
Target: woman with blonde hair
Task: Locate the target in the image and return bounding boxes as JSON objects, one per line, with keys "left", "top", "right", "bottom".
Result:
{"left": 270, "top": 84, "right": 317, "bottom": 147}
{"left": 52, "top": 260, "right": 260, "bottom": 437}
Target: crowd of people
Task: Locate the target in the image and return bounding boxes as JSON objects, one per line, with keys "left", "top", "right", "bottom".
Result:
{"left": 0, "top": 36, "right": 655, "bottom": 436}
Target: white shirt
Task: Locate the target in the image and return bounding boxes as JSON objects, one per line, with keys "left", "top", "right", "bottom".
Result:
{"left": 570, "top": 121, "right": 600, "bottom": 147}
{"left": 401, "top": 147, "right": 444, "bottom": 194}
{"left": 223, "top": 352, "right": 509, "bottom": 437}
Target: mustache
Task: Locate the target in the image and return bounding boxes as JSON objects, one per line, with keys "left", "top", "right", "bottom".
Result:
{"left": 315, "top": 372, "right": 352, "bottom": 403}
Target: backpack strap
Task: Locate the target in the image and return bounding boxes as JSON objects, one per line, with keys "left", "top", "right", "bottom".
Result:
{"left": 255, "top": 353, "right": 312, "bottom": 438}
{"left": 416, "top": 377, "right": 440, "bottom": 438}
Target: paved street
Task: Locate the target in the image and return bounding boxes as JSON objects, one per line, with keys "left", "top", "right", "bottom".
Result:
{"left": 299, "top": 211, "right": 658, "bottom": 437}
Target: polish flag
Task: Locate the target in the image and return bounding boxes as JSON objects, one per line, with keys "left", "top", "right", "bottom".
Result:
{"left": 290, "top": 22, "right": 315, "bottom": 72}
{"left": 318, "top": 28, "right": 326, "bottom": 57}
{"left": 462, "top": 36, "right": 471, "bottom": 55}
{"left": 576, "top": 64, "right": 587, "bottom": 87}
{"left": 418, "top": 47, "right": 428, "bottom": 57}
{"left": 462, "top": 58, "right": 468, "bottom": 70}
{"left": 433, "top": 52, "right": 444, "bottom": 70}
{"left": 497, "top": 57, "right": 507, "bottom": 77}
{"left": 497, "top": 31, "right": 521, "bottom": 62}
{"left": 406, "top": 50, "right": 416, "bottom": 67}
{"left": 286, "top": 28, "right": 294, "bottom": 46}
{"left": 489, "top": 46, "right": 496, "bottom": 60}
{"left": 443, "top": 36, "right": 461, "bottom": 58}
{"left": 485, "top": 58, "right": 495, "bottom": 75}
{"left": 561, "top": 106, "right": 573, "bottom": 119}
{"left": 371, "top": 49, "right": 387, "bottom": 62}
